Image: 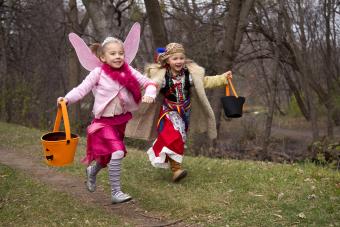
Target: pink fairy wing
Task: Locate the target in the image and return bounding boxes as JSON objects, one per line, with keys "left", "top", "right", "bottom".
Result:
{"left": 68, "top": 33, "right": 102, "bottom": 71}
{"left": 123, "top": 22, "right": 141, "bottom": 64}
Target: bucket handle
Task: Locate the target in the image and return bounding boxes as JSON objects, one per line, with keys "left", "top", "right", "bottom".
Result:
{"left": 53, "top": 99, "right": 71, "bottom": 144}
{"left": 225, "top": 78, "right": 239, "bottom": 98}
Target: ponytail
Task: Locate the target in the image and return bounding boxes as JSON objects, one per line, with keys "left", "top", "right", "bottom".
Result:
{"left": 90, "top": 43, "right": 102, "bottom": 58}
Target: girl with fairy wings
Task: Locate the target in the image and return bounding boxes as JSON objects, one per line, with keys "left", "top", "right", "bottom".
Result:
{"left": 125, "top": 43, "right": 232, "bottom": 182}
{"left": 58, "top": 23, "right": 157, "bottom": 204}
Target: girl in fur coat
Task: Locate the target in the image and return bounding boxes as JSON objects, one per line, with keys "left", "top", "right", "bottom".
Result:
{"left": 126, "top": 43, "right": 232, "bottom": 182}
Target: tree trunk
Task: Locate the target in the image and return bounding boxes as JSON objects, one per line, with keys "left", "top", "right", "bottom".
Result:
{"left": 297, "top": 2, "right": 319, "bottom": 140}
{"left": 262, "top": 6, "right": 282, "bottom": 156}
{"left": 210, "top": 0, "right": 255, "bottom": 144}
{"left": 323, "top": 0, "right": 335, "bottom": 138}
{"left": 144, "top": 0, "right": 168, "bottom": 49}
{"left": 280, "top": 1, "right": 319, "bottom": 140}
{"left": 67, "top": 0, "right": 81, "bottom": 127}
{"left": 82, "top": 0, "right": 116, "bottom": 40}
{"left": 0, "top": 24, "right": 8, "bottom": 120}
{"left": 0, "top": 27, "right": 6, "bottom": 77}
{"left": 67, "top": 0, "right": 90, "bottom": 130}
{"left": 281, "top": 67, "right": 310, "bottom": 120}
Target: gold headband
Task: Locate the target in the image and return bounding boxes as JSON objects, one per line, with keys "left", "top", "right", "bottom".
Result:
{"left": 158, "top": 43, "right": 185, "bottom": 64}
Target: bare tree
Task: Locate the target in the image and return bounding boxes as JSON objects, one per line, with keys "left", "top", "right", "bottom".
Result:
{"left": 66, "top": 0, "right": 89, "bottom": 129}
{"left": 321, "top": 0, "right": 338, "bottom": 137}
{"left": 81, "top": 0, "right": 134, "bottom": 41}
{"left": 144, "top": 0, "right": 168, "bottom": 48}
{"left": 262, "top": 3, "right": 283, "bottom": 157}
{"left": 0, "top": 20, "right": 8, "bottom": 120}
{"left": 210, "top": 0, "right": 255, "bottom": 143}
{"left": 2, "top": 0, "right": 339, "bottom": 161}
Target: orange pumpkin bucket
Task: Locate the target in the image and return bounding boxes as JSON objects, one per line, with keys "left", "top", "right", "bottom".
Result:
{"left": 221, "top": 78, "right": 246, "bottom": 118}
{"left": 41, "top": 100, "right": 79, "bottom": 166}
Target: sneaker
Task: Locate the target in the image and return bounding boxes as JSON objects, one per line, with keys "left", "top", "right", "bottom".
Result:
{"left": 85, "top": 166, "right": 96, "bottom": 192}
{"left": 111, "top": 191, "right": 132, "bottom": 204}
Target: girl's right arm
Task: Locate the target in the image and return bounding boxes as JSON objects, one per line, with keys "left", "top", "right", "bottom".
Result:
{"left": 129, "top": 65, "right": 157, "bottom": 100}
{"left": 60, "top": 68, "right": 101, "bottom": 105}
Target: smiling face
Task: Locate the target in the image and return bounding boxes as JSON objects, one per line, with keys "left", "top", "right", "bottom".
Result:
{"left": 166, "top": 53, "right": 186, "bottom": 75}
{"left": 100, "top": 42, "right": 125, "bottom": 69}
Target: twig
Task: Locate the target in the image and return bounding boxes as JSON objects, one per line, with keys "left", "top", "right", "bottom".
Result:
{"left": 138, "top": 212, "right": 162, "bottom": 220}
{"left": 147, "top": 219, "right": 184, "bottom": 227}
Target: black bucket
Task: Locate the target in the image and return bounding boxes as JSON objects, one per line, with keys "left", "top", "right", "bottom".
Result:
{"left": 221, "top": 96, "right": 245, "bottom": 118}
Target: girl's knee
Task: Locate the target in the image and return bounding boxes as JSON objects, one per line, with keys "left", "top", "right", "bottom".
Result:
{"left": 111, "top": 150, "right": 124, "bottom": 160}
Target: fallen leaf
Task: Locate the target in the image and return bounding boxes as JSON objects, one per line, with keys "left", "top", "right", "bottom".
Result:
{"left": 273, "top": 214, "right": 283, "bottom": 219}
{"left": 249, "top": 192, "right": 264, "bottom": 197}
{"left": 304, "top": 178, "right": 313, "bottom": 182}
{"left": 297, "top": 169, "right": 304, "bottom": 174}
{"left": 298, "top": 212, "right": 306, "bottom": 219}
{"left": 307, "top": 194, "right": 317, "bottom": 200}
{"left": 277, "top": 192, "right": 284, "bottom": 200}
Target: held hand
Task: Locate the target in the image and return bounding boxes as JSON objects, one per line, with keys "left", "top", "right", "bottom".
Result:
{"left": 57, "top": 97, "right": 68, "bottom": 106}
{"left": 224, "top": 71, "right": 233, "bottom": 80}
{"left": 142, "top": 96, "right": 155, "bottom": 103}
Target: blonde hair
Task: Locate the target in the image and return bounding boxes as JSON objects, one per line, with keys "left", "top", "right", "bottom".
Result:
{"left": 102, "top": 37, "right": 123, "bottom": 47}
{"left": 90, "top": 37, "right": 124, "bottom": 58}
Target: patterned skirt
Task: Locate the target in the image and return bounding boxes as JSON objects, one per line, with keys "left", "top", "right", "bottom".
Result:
{"left": 147, "top": 99, "right": 190, "bottom": 168}
{"left": 82, "top": 113, "right": 132, "bottom": 167}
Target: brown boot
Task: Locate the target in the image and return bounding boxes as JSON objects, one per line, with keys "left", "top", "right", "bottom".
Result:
{"left": 169, "top": 158, "right": 187, "bottom": 182}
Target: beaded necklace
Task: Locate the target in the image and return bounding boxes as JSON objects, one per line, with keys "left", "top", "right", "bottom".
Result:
{"left": 161, "top": 68, "right": 190, "bottom": 102}
{"left": 171, "top": 69, "right": 185, "bottom": 102}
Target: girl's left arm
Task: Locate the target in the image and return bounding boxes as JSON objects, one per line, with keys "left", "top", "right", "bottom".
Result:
{"left": 203, "top": 71, "right": 232, "bottom": 89}
{"left": 129, "top": 65, "right": 157, "bottom": 99}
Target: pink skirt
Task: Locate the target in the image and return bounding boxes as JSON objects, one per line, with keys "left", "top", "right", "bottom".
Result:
{"left": 82, "top": 113, "right": 132, "bottom": 167}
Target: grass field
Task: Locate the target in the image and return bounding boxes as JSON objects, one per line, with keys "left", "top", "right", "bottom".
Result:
{"left": 0, "top": 122, "right": 339, "bottom": 226}
{"left": 0, "top": 164, "right": 124, "bottom": 226}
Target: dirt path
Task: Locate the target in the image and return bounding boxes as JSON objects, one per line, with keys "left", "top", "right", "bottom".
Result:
{"left": 0, "top": 148, "right": 188, "bottom": 227}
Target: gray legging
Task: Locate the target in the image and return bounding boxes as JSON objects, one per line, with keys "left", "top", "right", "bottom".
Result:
{"left": 88, "top": 150, "right": 124, "bottom": 196}
{"left": 108, "top": 150, "right": 124, "bottom": 196}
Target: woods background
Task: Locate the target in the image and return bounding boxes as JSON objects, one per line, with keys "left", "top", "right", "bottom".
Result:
{"left": 1, "top": 0, "right": 339, "bottom": 163}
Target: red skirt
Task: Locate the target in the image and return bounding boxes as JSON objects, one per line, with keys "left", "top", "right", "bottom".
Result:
{"left": 147, "top": 100, "right": 190, "bottom": 168}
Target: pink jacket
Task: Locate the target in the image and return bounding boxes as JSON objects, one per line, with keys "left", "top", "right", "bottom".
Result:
{"left": 65, "top": 65, "right": 156, "bottom": 119}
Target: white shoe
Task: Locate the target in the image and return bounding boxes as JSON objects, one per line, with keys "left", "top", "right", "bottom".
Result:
{"left": 85, "top": 166, "right": 96, "bottom": 192}
{"left": 111, "top": 191, "right": 132, "bottom": 204}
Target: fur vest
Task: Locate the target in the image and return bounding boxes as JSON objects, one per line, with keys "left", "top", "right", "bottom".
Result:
{"left": 125, "top": 61, "right": 222, "bottom": 140}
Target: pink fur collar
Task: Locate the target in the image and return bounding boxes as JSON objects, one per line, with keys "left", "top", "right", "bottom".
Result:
{"left": 101, "top": 63, "right": 141, "bottom": 104}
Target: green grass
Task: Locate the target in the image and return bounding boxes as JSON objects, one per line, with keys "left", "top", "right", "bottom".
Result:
{"left": 0, "top": 122, "right": 339, "bottom": 226}
{"left": 0, "top": 164, "right": 123, "bottom": 226}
